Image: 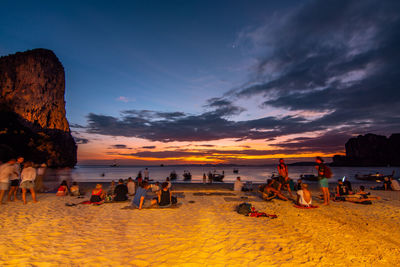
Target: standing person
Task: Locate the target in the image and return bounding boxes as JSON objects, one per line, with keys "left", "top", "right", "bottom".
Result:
{"left": 20, "top": 162, "right": 38, "bottom": 204}
{"left": 8, "top": 157, "right": 24, "bottom": 201}
{"left": 234, "top": 177, "right": 243, "bottom": 192}
{"left": 277, "top": 159, "right": 293, "bottom": 198}
{"left": 144, "top": 168, "right": 149, "bottom": 180}
{"left": 315, "top": 156, "right": 330, "bottom": 205}
{"left": 35, "top": 163, "right": 47, "bottom": 192}
{"left": 203, "top": 173, "right": 207, "bottom": 184}
{"left": 0, "top": 159, "right": 15, "bottom": 205}
{"left": 126, "top": 177, "right": 136, "bottom": 195}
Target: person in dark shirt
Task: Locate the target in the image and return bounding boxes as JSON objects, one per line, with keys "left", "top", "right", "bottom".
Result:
{"left": 335, "top": 180, "right": 349, "bottom": 201}
{"left": 114, "top": 179, "right": 128, "bottom": 202}
{"left": 157, "top": 182, "right": 172, "bottom": 207}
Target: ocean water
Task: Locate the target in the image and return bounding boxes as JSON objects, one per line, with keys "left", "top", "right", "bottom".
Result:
{"left": 45, "top": 165, "right": 400, "bottom": 185}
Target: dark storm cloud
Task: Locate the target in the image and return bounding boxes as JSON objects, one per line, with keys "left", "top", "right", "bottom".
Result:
{"left": 84, "top": 0, "right": 400, "bottom": 153}
{"left": 74, "top": 137, "right": 89, "bottom": 144}
{"left": 234, "top": 0, "right": 400, "bottom": 134}
{"left": 142, "top": 146, "right": 156, "bottom": 149}
{"left": 70, "top": 123, "right": 86, "bottom": 129}
{"left": 109, "top": 144, "right": 131, "bottom": 149}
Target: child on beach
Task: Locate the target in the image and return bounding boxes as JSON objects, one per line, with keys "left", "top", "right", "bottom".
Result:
{"left": 56, "top": 180, "right": 69, "bottom": 196}
{"left": 20, "top": 162, "right": 38, "bottom": 204}
{"left": 296, "top": 183, "right": 312, "bottom": 207}
{"left": 90, "top": 184, "right": 105, "bottom": 203}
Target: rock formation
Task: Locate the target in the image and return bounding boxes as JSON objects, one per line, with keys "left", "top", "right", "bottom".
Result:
{"left": 332, "top": 133, "right": 400, "bottom": 166}
{"left": 0, "top": 48, "right": 77, "bottom": 167}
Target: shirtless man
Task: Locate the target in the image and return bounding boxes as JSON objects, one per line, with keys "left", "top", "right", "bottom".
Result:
{"left": 261, "top": 179, "right": 288, "bottom": 201}
{"left": 277, "top": 158, "right": 293, "bottom": 198}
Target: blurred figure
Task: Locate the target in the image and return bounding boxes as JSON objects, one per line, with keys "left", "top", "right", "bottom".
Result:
{"left": 8, "top": 157, "right": 23, "bottom": 201}
{"left": 234, "top": 177, "right": 243, "bottom": 192}
{"left": 20, "top": 161, "right": 38, "bottom": 204}
{"left": 127, "top": 177, "right": 136, "bottom": 195}
{"left": 0, "top": 159, "right": 16, "bottom": 205}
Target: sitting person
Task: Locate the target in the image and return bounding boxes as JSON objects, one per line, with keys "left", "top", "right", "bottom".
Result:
{"left": 390, "top": 177, "right": 400, "bottom": 191}
{"left": 296, "top": 183, "right": 312, "bottom": 207}
{"left": 70, "top": 182, "right": 80, "bottom": 196}
{"left": 56, "top": 180, "right": 69, "bottom": 196}
{"left": 151, "top": 181, "right": 161, "bottom": 193}
{"left": 343, "top": 179, "right": 353, "bottom": 193}
{"left": 234, "top": 177, "right": 243, "bottom": 192}
{"left": 383, "top": 177, "right": 392, "bottom": 190}
{"left": 107, "top": 180, "right": 116, "bottom": 195}
{"left": 131, "top": 181, "right": 157, "bottom": 209}
{"left": 356, "top": 186, "right": 369, "bottom": 196}
{"left": 157, "top": 182, "right": 172, "bottom": 207}
{"left": 90, "top": 184, "right": 105, "bottom": 203}
{"left": 336, "top": 179, "right": 349, "bottom": 196}
{"left": 126, "top": 177, "right": 136, "bottom": 195}
{"left": 113, "top": 179, "right": 128, "bottom": 201}
{"left": 344, "top": 186, "right": 381, "bottom": 203}
{"left": 261, "top": 179, "right": 288, "bottom": 201}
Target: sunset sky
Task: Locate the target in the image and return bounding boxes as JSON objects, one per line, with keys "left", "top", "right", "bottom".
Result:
{"left": 1, "top": 0, "right": 399, "bottom": 165}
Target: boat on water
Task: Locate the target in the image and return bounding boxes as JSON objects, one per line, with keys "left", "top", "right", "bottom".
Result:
{"left": 354, "top": 172, "right": 394, "bottom": 181}
{"left": 212, "top": 173, "right": 224, "bottom": 182}
{"left": 110, "top": 160, "right": 119, "bottom": 167}
{"left": 233, "top": 168, "right": 239, "bottom": 174}
{"left": 169, "top": 171, "right": 178, "bottom": 180}
{"left": 183, "top": 171, "right": 192, "bottom": 181}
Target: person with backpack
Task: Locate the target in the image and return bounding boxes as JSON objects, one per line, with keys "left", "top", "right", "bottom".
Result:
{"left": 315, "top": 156, "right": 331, "bottom": 205}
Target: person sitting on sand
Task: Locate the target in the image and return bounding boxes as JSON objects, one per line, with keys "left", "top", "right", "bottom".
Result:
{"left": 165, "top": 177, "right": 172, "bottom": 190}
{"left": 261, "top": 179, "right": 289, "bottom": 201}
{"left": 107, "top": 180, "right": 116, "bottom": 195}
{"left": 56, "top": 180, "right": 69, "bottom": 196}
{"left": 383, "top": 177, "right": 392, "bottom": 190}
{"left": 151, "top": 181, "right": 161, "bottom": 193}
{"left": 113, "top": 179, "right": 128, "bottom": 202}
{"left": 131, "top": 181, "right": 157, "bottom": 209}
{"left": 127, "top": 177, "right": 135, "bottom": 195}
{"left": 157, "top": 182, "right": 172, "bottom": 207}
{"left": 234, "top": 177, "right": 243, "bottom": 192}
{"left": 90, "top": 184, "right": 106, "bottom": 203}
{"left": 356, "top": 186, "right": 368, "bottom": 196}
{"left": 20, "top": 161, "right": 38, "bottom": 205}
{"left": 296, "top": 183, "right": 312, "bottom": 207}
{"left": 390, "top": 177, "right": 400, "bottom": 191}
{"left": 70, "top": 182, "right": 80, "bottom": 196}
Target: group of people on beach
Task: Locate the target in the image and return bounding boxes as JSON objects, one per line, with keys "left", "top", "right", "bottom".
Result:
{"left": 0, "top": 157, "right": 47, "bottom": 205}
{"left": 56, "top": 175, "right": 174, "bottom": 210}
{"left": 252, "top": 157, "right": 390, "bottom": 207}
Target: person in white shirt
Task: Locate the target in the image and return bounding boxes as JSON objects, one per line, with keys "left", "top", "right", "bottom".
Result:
{"left": 126, "top": 177, "right": 136, "bottom": 195}
{"left": 0, "top": 159, "right": 16, "bottom": 205}
{"left": 20, "top": 162, "right": 38, "bottom": 204}
{"left": 390, "top": 178, "right": 400, "bottom": 191}
{"left": 144, "top": 168, "right": 149, "bottom": 179}
{"left": 234, "top": 177, "right": 243, "bottom": 192}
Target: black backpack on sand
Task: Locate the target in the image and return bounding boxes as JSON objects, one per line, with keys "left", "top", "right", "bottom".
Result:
{"left": 236, "top": 202, "right": 252, "bottom": 215}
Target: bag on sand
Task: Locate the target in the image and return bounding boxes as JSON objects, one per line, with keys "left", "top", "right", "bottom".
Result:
{"left": 236, "top": 202, "right": 252, "bottom": 215}
{"left": 324, "top": 166, "right": 333, "bottom": 178}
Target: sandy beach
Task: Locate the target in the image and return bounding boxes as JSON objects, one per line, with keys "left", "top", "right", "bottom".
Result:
{"left": 0, "top": 183, "right": 399, "bottom": 266}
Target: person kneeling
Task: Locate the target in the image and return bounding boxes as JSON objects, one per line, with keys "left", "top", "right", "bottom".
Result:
{"left": 296, "top": 183, "right": 312, "bottom": 207}
{"left": 131, "top": 181, "right": 156, "bottom": 210}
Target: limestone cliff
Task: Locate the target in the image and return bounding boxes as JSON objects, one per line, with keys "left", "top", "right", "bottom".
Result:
{"left": 332, "top": 133, "right": 400, "bottom": 166}
{"left": 0, "top": 49, "right": 77, "bottom": 167}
